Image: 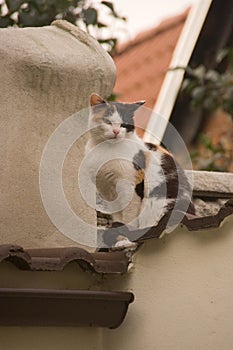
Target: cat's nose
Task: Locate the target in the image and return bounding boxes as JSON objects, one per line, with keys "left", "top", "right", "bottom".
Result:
{"left": 113, "top": 129, "right": 120, "bottom": 136}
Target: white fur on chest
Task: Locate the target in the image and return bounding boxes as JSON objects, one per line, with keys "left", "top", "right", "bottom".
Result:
{"left": 85, "top": 134, "right": 140, "bottom": 217}
{"left": 86, "top": 132, "right": 144, "bottom": 158}
{"left": 85, "top": 133, "right": 168, "bottom": 228}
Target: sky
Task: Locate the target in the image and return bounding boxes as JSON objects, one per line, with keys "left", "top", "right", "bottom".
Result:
{"left": 111, "top": 0, "right": 199, "bottom": 42}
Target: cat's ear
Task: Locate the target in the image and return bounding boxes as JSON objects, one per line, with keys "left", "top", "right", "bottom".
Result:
{"left": 135, "top": 100, "right": 146, "bottom": 109}
{"left": 128, "top": 100, "right": 146, "bottom": 113}
{"left": 90, "top": 93, "right": 107, "bottom": 106}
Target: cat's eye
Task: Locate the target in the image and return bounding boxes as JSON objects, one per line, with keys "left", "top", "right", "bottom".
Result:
{"left": 104, "top": 118, "right": 111, "bottom": 125}
{"left": 121, "top": 123, "right": 134, "bottom": 132}
{"left": 121, "top": 123, "right": 128, "bottom": 128}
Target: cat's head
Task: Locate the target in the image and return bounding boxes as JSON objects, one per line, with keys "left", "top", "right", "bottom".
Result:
{"left": 88, "top": 93, "right": 145, "bottom": 142}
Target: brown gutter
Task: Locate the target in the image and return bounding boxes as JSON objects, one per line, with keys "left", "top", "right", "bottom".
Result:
{"left": 0, "top": 288, "right": 134, "bottom": 328}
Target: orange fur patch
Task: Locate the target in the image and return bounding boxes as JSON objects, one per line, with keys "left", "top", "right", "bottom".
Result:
{"left": 134, "top": 151, "right": 151, "bottom": 184}
{"left": 135, "top": 168, "right": 145, "bottom": 184}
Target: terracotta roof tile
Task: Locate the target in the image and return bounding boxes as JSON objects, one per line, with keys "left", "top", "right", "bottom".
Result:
{"left": 113, "top": 10, "right": 189, "bottom": 113}
{"left": 0, "top": 245, "right": 130, "bottom": 274}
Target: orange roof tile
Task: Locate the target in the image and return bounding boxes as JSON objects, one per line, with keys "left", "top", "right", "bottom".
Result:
{"left": 113, "top": 10, "right": 189, "bottom": 110}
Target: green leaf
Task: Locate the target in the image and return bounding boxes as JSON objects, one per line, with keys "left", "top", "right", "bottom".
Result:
{"left": 101, "top": 1, "right": 124, "bottom": 19}
{"left": 0, "top": 15, "right": 14, "bottom": 27}
{"left": 181, "top": 79, "right": 189, "bottom": 90}
{"left": 192, "top": 65, "right": 206, "bottom": 80}
{"left": 198, "top": 134, "right": 213, "bottom": 151}
{"left": 107, "top": 93, "right": 118, "bottom": 101}
{"left": 62, "top": 10, "right": 77, "bottom": 24}
{"left": 191, "top": 86, "right": 206, "bottom": 100}
{"left": 190, "top": 151, "right": 200, "bottom": 159}
{"left": 83, "top": 7, "right": 97, "bottom": 25}
{"left": 205, "top": 69, "right": 220, "bottom": 82}
{"left": 18, "top": 4, "right": 55, "bottom": 27}
{"left": 203, "top": 96, "right": 218, "bottom": 111}
{"left": 226, "top": 86, "right": 233, "bottom": 100}
{"left": 101, "top": 1, "right": 114, "bottom": 12}
{"left": 98, "top": 37, "right": 117, "bottom": 44}
{"left": 216, "top": 48, "right": 229, "bottom": 63}
{"left": 97, "top": 21, "right": 107, "bottom": 28}
{"left": 1, "top": 0, "right": 124, "bottom": 53}
{"left": 5, "top": 0, "right": 22, "bottom": 13}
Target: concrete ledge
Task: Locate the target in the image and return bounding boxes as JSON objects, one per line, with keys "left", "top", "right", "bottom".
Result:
{"left": 186, "top": 170, "right": 233, "bottom": 198}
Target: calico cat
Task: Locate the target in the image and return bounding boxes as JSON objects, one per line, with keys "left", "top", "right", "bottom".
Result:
{"left": 85, "top": 93, "right": 195, "bottom": 247}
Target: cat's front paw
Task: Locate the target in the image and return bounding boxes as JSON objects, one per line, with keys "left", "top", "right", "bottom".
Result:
{"left": 100, "top": 222, "right": 128, "bottom": 247}
{"left": 98, "top": 222, "right": 139, "bottom": 254}
{"left": 113, "top": 235, "right": 138, "bottom": 250}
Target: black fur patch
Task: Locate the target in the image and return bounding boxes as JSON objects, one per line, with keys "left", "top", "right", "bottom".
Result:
{"left": 161, "top": 152, "right": 195, "bottom": 214}
{"left": 113, "top": 102, "right": 143, "bottom": 132}
{"left": 133, "top": 150, "right": 146, "bottom": 200}
{"left": 133, "top": 150, "right": 146, "bottom": 171}
{"left": 161, "top": 153, "right": 179, "bottom": 198}
{"left": 148, "top": 151, "right": 195, "bottom": 214}
{"left": 135, "top": 180, "right": 144, "bottom": 200}
{"left": 101, "top": 222, "right": 128, "bottom": 246}
{"left": 149, "top": 181, "right": 167, "bottom": 198}
{"left": 145, "top": 142, "right": 158, "bottom": 151}
{"left": 121, "top": 123, "right": 135, "bottom": 133}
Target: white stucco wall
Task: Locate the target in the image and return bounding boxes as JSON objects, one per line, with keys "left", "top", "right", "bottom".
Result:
{"left": 104, "top": 216, "right": 233, "bottom": 350}
{"left": 0, "top": 218, "right": 232, "bottom": 350}
{"left": 0, "top": 328, "right": 102, "bottom": 350}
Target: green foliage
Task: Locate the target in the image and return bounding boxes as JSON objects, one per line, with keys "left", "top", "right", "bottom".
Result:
{"left": 107, "top": 92, "right": 118, "bottom": 101}
{"left": 191, "top": 133, "right": 231, "bottom": 172}
{"left": 0, "top": 0, "right": 126, "bottom": 53}
{"left": 171, "top": 48, "right": 233, "bottom": 172}
{"left": 174, "top": 48, "right": 233, "bottom": 117}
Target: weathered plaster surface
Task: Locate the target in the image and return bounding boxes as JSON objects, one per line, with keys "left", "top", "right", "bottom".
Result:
{"left": 187, "top": 170, "right": 233, "bottom": 216}
{"left": 0, "top": 327, "right": 102, "bottom": 350}
{"left": 0, "top": 21, "right": 115, "bottom": 249}
{"left": 103, "top": 216, "right": 233, "bottom": 350}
